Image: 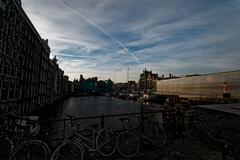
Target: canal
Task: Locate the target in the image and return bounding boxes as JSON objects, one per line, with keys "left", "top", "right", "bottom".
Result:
{"left": 43, "top": 96, "right": 142, "bottom": 118}
{"left": 39, "top": 96, "right": 156, "bottom": 135}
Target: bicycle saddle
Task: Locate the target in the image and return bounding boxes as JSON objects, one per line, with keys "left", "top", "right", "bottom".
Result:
{"left": 90, "top": 124, "right": 98, "bottom": 129}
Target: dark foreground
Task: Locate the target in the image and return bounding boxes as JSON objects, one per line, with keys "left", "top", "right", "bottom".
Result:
{"left": 87, "top": 135, "right": 223, "bottom": 160}
{"left": 2, "top": 97, "right": 239, "bottom": 160}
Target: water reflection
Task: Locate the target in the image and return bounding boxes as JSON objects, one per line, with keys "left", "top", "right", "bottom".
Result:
{"left": 40, "top": 96, "right": 164, "bottom": 138}
{"left": 50, "top": 96, "right": 142, "bottom": 118}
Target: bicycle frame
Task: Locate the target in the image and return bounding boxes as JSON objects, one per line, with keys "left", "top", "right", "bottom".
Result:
{"left": 65, "top": 124, "right": 111, "bottom": 152}
{"left": 194, "top": 110, "right": 227, "bottom": 144}
{"left": 74, "top": 128, "right": 98, "bottom": 152}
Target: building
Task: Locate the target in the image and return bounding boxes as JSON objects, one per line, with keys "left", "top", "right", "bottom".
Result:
{"left": 156, "top": 70, "right": 240, "bottom": 101}
{"left": 0, "top": 0, "right": 70, "bottom": 114}
{"left": 0, "top": 0, "right": 50, "bottom": 114}
{"left": 63, "top": 75, "right": 69, "bottom": 97}
{"left": 105, "top": 79, "right": 114, "bottom": 92}
{"left": 97, "top": 79, "right": 113, "bottom": 92}
{"left": 139, "top": 68, "right": 159, "bottom": 93}
{"left": 113, "top": 81, "right": 137, "bottom": 94}
{"left": 128, "top": 81, "right": 138, "bottom": 93}
{"left": 113, "top": 83, "right": 127, "bottom": 93}
{"left": 73, "top": 75, "right": 114, "bottom": 94}
{"left": 48, "top": 56, "right": 69, "bottom": 102}
{"left": 81, "top": 77, "right": 98, "bottom": 93}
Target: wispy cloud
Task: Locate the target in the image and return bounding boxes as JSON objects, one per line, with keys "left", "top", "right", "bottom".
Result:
{"left": 22, "top": 0, "right": 240, "bottom": 82}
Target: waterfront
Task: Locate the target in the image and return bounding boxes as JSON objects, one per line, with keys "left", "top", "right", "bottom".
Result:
{"left": 1, "top": 0, "right": 240, "bottom": 159}
{"left": 40, "top": 96, "right": 225, "bottom": 160}
{"left": 43, "top": 96, "right": 142, "bottom": 118}
{"left": 39, "top": 96, "right": 149, "bottom": 133}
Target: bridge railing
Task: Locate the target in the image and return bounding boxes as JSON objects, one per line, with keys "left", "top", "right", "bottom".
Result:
{"left": 2, "top": 107, "right": 197, "bottom": 141}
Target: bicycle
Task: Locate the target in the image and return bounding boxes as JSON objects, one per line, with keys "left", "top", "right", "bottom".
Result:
{"left": 0, "top": 114, "right": 36, "bottom": 157}
{"left": 0, "top": 114, "right": 50, "bottom": 160}
{"left": 189, "top": 109, "right": 240, "bottom": 160}
{"left": 116, "top": 113, "right": 166, "bottom": 158}
{"left": 162, "top": 106, "right": 185, "bottom": 138}
{"left": 50, "top": 115, "right": 116, "bottom": 160}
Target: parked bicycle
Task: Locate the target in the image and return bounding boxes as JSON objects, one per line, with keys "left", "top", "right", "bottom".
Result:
{"left": 50, "top": 115, "right": 116, "bottom": 160}
{"left": 162, "top": 106, "right": 185, "bottom": 138}
{"left": 0, "top": 113, "right": 54, "bottom": 160}
{"left": 190, "top": 109, "right": 240, "bottom": 160}
{"left": 116, "top": 113, "right": 166, "bottom": 158}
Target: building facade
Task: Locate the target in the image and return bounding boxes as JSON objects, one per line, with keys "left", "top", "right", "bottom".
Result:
{"left": 156, "top": 70, "right": 240, "bottom": 100}
{"left": 0, "top": 0, "right": 70, "bottom": 114}
{"left": 73, "top": 75, "right": 114, "bottom": 94}
{"left": 139, "top": 68, "right": 159, "bottom": 93}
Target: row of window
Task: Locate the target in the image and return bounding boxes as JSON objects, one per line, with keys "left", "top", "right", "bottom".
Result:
{"left": 0, "top": 100, "right": 39, "bottom": 114}
{"left": 0, "top": 1, "right": 68, "bottom": 114}
{"left": 0, "top": 76, "right": 42, "bottom": 101}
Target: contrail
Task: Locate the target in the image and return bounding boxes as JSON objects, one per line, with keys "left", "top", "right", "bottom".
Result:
{"left": 59, "top": 0, "right": 140, "bottom": 64}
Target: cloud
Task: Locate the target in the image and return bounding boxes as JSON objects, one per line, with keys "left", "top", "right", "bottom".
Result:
{"left": 22, "top": 0, "right": 240, "bottom": 82}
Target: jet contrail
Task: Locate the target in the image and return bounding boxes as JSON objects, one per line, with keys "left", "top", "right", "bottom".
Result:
{"left": 59, "top": 0, "right": 140, "bottom": 64}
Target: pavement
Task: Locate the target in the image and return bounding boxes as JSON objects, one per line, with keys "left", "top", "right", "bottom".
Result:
{"left": 87, "top": 134, "right": 223, "bottom": 160}
{"left": 198, "top": 103, "right": 240, "bottom": 116}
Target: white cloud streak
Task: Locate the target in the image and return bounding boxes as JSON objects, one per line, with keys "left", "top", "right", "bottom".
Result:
{"left": 21, "top": 0, "right": 240, "bottom": 82}
{"left": 59, "top": 0, "right": 140, "bottom": 64}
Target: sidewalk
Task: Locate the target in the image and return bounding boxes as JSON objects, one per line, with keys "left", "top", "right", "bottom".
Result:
{"left": 90, "top": 136, "right": 223, "bottom": 160}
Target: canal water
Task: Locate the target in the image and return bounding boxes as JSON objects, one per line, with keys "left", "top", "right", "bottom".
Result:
{"left": 40, "top": 96, "right": 159, "bottom": 136}
{"left": 43, "top": 96, "right": 142, "bottom": 118}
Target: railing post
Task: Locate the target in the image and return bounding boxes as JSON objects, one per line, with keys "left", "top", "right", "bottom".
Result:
{"left": 100, "top": 115, "right": 105, "bottom": 129}
{"left": 63, "top": 119, "right": 66, "bottom": 137}
{"left": 140, "top": 107, "right": 144, "bottom": 133}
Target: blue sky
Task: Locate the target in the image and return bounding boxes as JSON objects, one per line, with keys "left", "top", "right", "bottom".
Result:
{"left": 22, "top": 0, "right": 240, "bottom": 82}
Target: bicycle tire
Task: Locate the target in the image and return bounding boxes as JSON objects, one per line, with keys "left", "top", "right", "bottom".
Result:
{"left": 142, "top": 122, "right": 166, "bottom": 148}
{"left": 116, "top": 130, "right": 140, "bottom": 158}
{"left": 9, "top": 140, "right": 48, "bottom": 160}
{"left": 50, "top": 141, "right": 84, "bottom": 160}
{"left": 96, "top": 129, "right": 116, "bottom": 157}
{"left": 189, "top": 120, "right": 210, "bottom": 142}
{"left": 216, "top": 126, "right": 240, "bottom": 160}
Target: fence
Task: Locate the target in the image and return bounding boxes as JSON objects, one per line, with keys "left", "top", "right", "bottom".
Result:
{"left": 3, "top": 107, "right": 197, "bottom": 141}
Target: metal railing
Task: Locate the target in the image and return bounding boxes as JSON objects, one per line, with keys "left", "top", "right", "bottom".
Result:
{"left": 2, "top": 107, "right": 198, "bottom": 141}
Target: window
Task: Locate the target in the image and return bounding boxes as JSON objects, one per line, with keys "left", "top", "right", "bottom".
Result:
{"left": 0, "top": 59, "right": 3, "bottom": 75}
{"left": 9, "top": 82, "right": 15, "bottom": 100}
{"left": 1, "top": 79, "right": 9, "bottom": 100}
{"left": 3, "top": 60, "right": 9, "bottom": 75}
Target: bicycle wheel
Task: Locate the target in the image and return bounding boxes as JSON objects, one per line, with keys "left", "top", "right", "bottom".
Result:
{"left": 9, "top": 140, "right": 48, "bottom": 160}
{"left": 116, "top": 130, "right": 140, "bottom": 158}
{"left": 142, "top": 121, "right": 166, "bottom": 148}
{"left": 96, "top": 129, "right": 116, "bottom": 157}
{"left": 189, "top": 120, "right": 210, "bottom": 143}
{"left": 50, "top": 141, "right": 84, "bottom": 160}
{"left": 217, "top": 127, "right": 240, "bottom": 160}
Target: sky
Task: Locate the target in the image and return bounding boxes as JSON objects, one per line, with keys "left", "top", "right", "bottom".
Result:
{"left": 21, "top": 0, "right": 240, "bottom": 82}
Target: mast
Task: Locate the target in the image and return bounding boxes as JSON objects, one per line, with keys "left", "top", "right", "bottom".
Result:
{"left": 127, "top": 67, "right": 129, "bottom": 100}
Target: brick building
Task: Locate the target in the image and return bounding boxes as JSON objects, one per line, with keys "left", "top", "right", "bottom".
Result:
{"left": 0, "top": 0, "right": 70, "bottom": 114}
{"left": 139, "top": 68, "right": 159, "bottom": 93}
